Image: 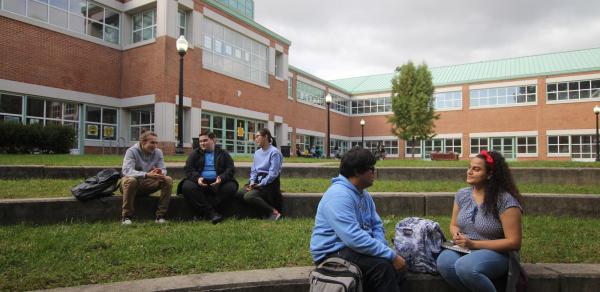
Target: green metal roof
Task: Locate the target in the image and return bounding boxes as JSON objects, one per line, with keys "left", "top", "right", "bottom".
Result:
{"left": 205, "top": 0, "right": 291, "bottom": 46}
{"left": 329, "top": 47, "right": 600, "bottom": 94}
{"left": 289, "top": 65, "right": 352, "bottom": 95}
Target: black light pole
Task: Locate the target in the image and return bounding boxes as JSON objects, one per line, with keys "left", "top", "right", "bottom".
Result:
{"left": 325, "top": 94, "right": 332, "bottom": 158}
{"left": 595, "top": 105, "right": 600, "bottom": 162}
{"left": 176, "top": 36, "right": 189, "bottom": 154}
{"left": 360, "top": 118, "right": 365, "bottom": 148}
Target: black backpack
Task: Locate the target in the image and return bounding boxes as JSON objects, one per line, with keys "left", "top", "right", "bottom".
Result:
{"left": 71, "top": 169, "right": 121, "bottom": 201}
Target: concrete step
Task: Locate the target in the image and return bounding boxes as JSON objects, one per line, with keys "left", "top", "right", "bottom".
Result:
{"left": 37, "top": 263, "right": 600, "bottom": 292}
{"left": 1, "top": 192, "right": 599, "bottom": 225}
{"left": 1, "top": 165, "right": 600, "bottom": 185}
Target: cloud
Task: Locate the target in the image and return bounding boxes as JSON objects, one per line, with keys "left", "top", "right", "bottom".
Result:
{"left": 254, "top": 0, "right": 600, "bottom": 80}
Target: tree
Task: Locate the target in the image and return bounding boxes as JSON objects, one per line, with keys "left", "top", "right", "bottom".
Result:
{"left": 388, "top": 61, "right": 439, "bottom": 158}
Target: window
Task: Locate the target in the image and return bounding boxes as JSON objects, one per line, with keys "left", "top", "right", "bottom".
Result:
{"left": 470, "top": 85, "right": 536, "bottom": 107}
{"left": 470, "top": 138, "right": 489, "bottom": 155}
{"left": 571, "top": 135, "right": 597, "bottom": 159}
{"left": 287, "top": 77, "right": 293, "bottom": 97}
{"left": 331, "top": 94, "right": 350, "bottom": 114}
{"left": 297, "top": 134, "right": 324, "bottom": 154}
{"left": 434, "top": 91, "right": 462, "bottom": 110}
{"left": 296, "top": 81, "right": 325, "bottom": 106}
{"left": 444, "top": 138, "right": 462, "bottom": 154}
{"left": 422, "top": 138, "right": 461, "bottom": 158}
{"left": 215, "top": 0, "right": 254, "bottom": 19}
{"left": 275, "top": 51, "right": 284, "bottom": 79}
{"left": 351, "top": 97, "right": 391, "bottom": 114}
{"left": 517, "top": 136, "right": 537, "bottom": 155}
{"left": 25, "top": 97, "right": 79, "bottom": 127}
{"left": 201, "top": 112, "right": 266, "bottom": 154}
{"left": 130, "top": 107, "right": 154, "bottom": 141}
{"left": 132, "top": 8, "right": 156, "bottom": 43}
{"left": 547, "top": 79, "right": 600, "bottom": 102}
{"left": 177, "top": 9, "right": 186, "bottom": 37}
{"left": 329, "top": 139, "right": 349, "bottom": 156}
{"left": 0, "top": 93, "right": 23, "bottom": 123}
{"left": 405, "top": 140, "right": 422, "bottom": 156}
{"left": 547, "top": 136, "right": 570, "bottom": 155}
{"left": 202, "top": 18, "right": 268, "bottom": 85}
{"left": 85, "top": 106, "right": 117, "bottom": 140}
{"left": 1, "top": 0, "right": 120, "bottom": 44}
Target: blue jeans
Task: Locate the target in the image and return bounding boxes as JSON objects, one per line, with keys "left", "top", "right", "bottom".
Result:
{"left": 436, "top": 249, "right": 508, "bottom": 292}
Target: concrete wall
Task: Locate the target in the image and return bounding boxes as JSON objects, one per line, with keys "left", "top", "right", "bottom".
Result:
{"left": 2, "top": 193, "right": 600, "bottom": 226}
{"left": 1, "top": 166, "right": 599, "bottom": 185}
{"left": 40, "top": 263, "right": 600, "bottom": 292}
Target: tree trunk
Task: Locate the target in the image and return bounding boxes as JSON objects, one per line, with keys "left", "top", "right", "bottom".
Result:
{"left": 411, "top": 137, "right": 416, "bottom": 159}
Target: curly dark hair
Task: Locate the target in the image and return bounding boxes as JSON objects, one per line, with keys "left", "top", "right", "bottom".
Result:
{"left": 476, "top": 150, "right": 523, "bottom": 217}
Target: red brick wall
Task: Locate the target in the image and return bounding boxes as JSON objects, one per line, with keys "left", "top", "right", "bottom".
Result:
{"left": 0, "top": 17, "right": 122, "bottom": 97}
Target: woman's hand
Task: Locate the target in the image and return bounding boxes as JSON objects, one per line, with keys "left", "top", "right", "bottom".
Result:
{"left": 454, "top": 233, "right": 474, "bottom": 249}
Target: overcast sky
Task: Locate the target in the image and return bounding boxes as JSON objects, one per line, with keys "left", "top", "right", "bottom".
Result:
{"left": 254, "top": 0, "right": 600, "bottom": 81}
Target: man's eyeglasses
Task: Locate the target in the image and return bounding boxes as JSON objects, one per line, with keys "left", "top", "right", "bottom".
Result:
{"left": 367, "top": 166, "right": 376, "bottom": 173}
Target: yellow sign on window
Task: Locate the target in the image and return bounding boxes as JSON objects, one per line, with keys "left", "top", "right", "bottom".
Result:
{"left": 103, "top": 126, "right": 115, "bottom": 138}
{"left": 87, "top": 124, "right": 98, "bottom": 136}
{"left": 237, "top": 127, "right": 244, "bottom": 138}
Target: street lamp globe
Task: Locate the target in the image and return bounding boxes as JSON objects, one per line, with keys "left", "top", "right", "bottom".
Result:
{"left": 325, "top": 93, "right": 332, "bottom": 105}
{"left": 360, "top": 119, "right": 365, "bottom": 126}
{"left": 594, "top": 105, "right": 600, "bottom": 114}
{"left": 176, "top": 36, "right": 189, "bottom": 55}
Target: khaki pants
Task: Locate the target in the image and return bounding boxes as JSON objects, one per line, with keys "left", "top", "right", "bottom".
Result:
{"left": 121, "top": 176, "right": 173, "bottom": 218}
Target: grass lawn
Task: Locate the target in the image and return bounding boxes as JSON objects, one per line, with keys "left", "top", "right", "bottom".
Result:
{"left": 0, "top": 154, "right": 335, "bottom": 166}
{"left": 0, "top": 178, "right": 598, "bottom": 200}
{"left": 1, "top": 215, "right": 599, "bottom": 290}
{"left": 1, "top": 154, "right": 599, "bottom": 168}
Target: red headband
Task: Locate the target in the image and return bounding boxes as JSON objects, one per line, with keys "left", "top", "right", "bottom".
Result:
{"left": 480, "top": 150, "right": 495, "bottom": 169}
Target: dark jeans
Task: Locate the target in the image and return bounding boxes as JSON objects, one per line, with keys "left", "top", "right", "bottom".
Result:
{"left": 332, "top": 247, "right": 404, "bottom": 292}
{"left": 181, "top": 179, "right": 237, "bottom": 217}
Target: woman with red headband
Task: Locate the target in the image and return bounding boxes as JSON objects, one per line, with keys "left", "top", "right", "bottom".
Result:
{"left": 436, "top": 150, "right": 524, "bottom": 292}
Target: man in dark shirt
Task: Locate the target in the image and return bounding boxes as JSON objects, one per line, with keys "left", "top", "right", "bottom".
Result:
{"left": 179, "top": 130, "right": 237, "bottom": 224}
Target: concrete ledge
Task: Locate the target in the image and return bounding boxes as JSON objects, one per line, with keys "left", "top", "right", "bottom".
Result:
{"left": 2, "top": 193, "right": 600, "bottom": 225}
{"left": 2, "top": 165, "right": 600, "bottom": 185}
{"left": 38, "top": 263, "right": 600, "bottom": 292}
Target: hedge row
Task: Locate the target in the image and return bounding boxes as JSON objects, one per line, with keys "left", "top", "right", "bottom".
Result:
{"left": 0, "top": 122, "right": 77, "bottom": 154}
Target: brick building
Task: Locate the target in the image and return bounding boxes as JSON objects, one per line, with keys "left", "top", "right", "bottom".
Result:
{"left": 0, "top": 0, "right": 599, "bottom": 160}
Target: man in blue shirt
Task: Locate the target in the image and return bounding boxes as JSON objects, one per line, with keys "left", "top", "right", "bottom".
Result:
{"left": 179, "top": 130, "right": 237, "bottom": 224}
{"left": 310, "top": 148, "right": 406, "bottom": 292}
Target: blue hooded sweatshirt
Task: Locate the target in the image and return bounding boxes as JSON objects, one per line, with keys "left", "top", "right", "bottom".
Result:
{"left": 310, "top": 175, "right": 396, "bottom": 263}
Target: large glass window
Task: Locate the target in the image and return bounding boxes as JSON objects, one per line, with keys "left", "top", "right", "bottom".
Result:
{"left": 215, "top": 0, "right": 254, "bottom": 19}
{"left": 202, "top": 18, "right": 268, "bottom": 86}
{"left": 1, "top": 0, "right": 120, "bottom": 44}
{"left": 130, "top": 107, "right": 154, "bottom": 141}
{"left": 331, "top": 94, "right": 350, "bottom": 114}
{"left": 351, "top": 140, "right": 399, "bottom": 155}
{"left": 434, "top": 91, "right": 462, "bottom": 110}
{"left": 296, "top": 81, "right": 325, "bottom": 106}
{"left": 329, "top": 139, "right": 349, "bottom": 157}
{"left": 296, "top": 134, "right": 324, "bottom": 155}
{"left": 201, "top": 112, "right": 265, "bottom": 154}
{"left": 470, "top": 85, "right": 536, "bottom": 107}
{"left": 85, "top": 106, "right": 117, "bottom": 140}
{"left": 547, "top": 79, "right": 600, "bottom": 102}
{"left": 351, "top": 97, "right": 392, "bottom": 114}
{"left": 132, "top": 8, "right": 156, "bottom": 43}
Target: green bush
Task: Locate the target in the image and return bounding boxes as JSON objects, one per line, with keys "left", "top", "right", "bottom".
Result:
{"left": 0, "top": 122, "right": 76, "bottom": 154}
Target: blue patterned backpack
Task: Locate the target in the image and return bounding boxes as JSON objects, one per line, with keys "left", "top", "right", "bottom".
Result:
{"left": 393, "top": 217, "right": 446, "bottom": 274}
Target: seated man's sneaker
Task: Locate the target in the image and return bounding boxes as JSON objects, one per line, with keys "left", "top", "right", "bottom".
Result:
{"left": 209, "top": 211, "right": 224, "bottom": 225}
{"left": 122, "top": 217, "right": 133, "bottom": 225}
{"left": 155, "top": 215, "right": 167, "bottom": 224}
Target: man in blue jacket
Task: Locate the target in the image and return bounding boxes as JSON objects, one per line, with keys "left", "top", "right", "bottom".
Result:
{"left": 310, "top": 147, "right": 406, "bottom": 292}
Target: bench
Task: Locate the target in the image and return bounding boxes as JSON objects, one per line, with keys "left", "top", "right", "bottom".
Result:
{"left": 431, "top": 152, "right": 458, "bottom": 160}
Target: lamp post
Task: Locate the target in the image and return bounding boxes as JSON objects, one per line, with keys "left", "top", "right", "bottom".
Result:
{"left": 325, "top": 94, "right": 332, "bottom": 158}
{"left": 176, "top": 36, "right": 188, "bottom": 154}
{"left": 360, "top": 118, "right": 365, "bottom": 148}
{"left": 594, "top": 105, "right": 600, "bottom": 162}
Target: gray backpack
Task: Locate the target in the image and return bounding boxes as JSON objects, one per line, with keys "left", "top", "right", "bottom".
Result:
{"left": 309, "top": 257, "right": 363, "bottom": 292}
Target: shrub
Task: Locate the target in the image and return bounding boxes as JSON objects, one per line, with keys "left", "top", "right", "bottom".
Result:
{"left": 0, "top": 122, "right": 76, "bottom": 154}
